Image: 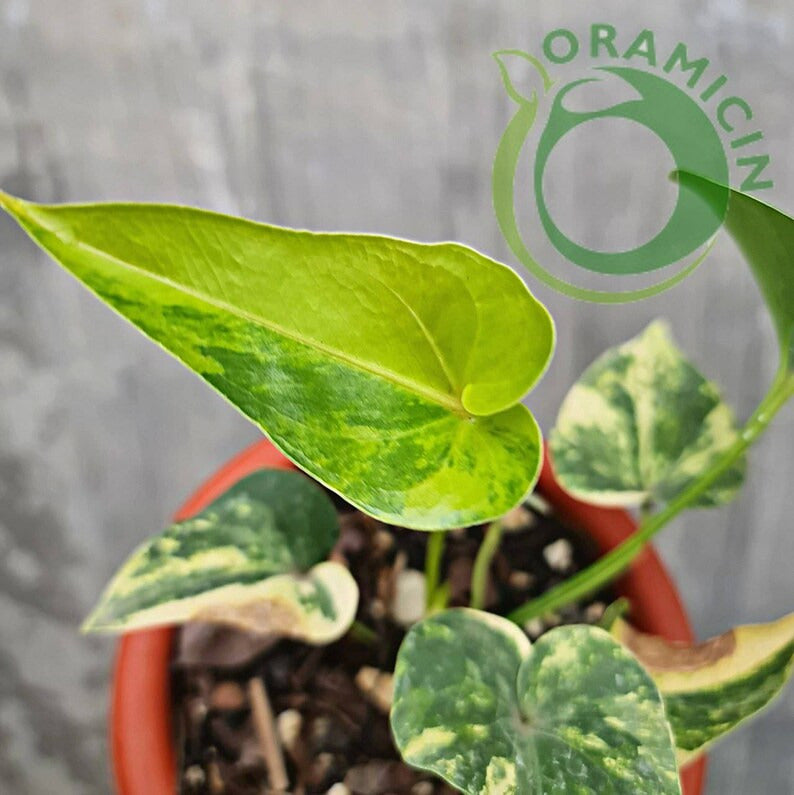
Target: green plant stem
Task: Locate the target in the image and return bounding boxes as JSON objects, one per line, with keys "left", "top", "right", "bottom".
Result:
{"left": 470, "top": 521, "right": 505, "bottom": 610}
{"left": 508, "top": 371, "right": 794, "bottom": 626}
{"left": 427, "top": 581, "right": 451, "bottom": 615}
{"left": 348, "top": 620, "right": 378, "bottom": 646}
{"left": 424, "top": 531, "right": 445, "bottom": 612}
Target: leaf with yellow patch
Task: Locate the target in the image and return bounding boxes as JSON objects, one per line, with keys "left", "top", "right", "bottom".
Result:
{"left": 391, "top": 609, "right": 680, "bottom": 794}
{"left": 0, "top": 191, "right": 554, "bottom": 530}
{"left": 613, "top": 613, "right": 794, "bottom": 763}
{"left": 550, "top": 320, "right": 744, "bottom": 508}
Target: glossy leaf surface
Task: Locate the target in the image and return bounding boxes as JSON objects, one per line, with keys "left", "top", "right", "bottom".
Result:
{"left": 614, "top": 613, "right": 794, "bottom": 764}
{"left": 391, "top": 609, "right": 680, "bottom": 794}
{"left": 550, "top": 320, "right": 744, "bottom": 508}
{"left": 0, "top": 192, "right": 553, "bottom": 529}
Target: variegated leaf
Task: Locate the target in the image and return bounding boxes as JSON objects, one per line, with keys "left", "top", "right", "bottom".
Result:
{"left": 0, "top": 191, "right": 554, "bottom": 531}
{"left": 613, "top": 613, "right": 794, "bottom": 764}
{"left": 83, "top": 469, "right": 360, "bottom": 642}
{"left": 550, "top": 320, "right": 744, "bottom": 508}
{"left": 391, "top": 609, "right": 680, "bottom": 795}
{"left": 85, "top": 560, "right": 358, "bottom": 643}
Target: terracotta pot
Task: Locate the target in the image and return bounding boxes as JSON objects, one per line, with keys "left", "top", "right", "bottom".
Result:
{"left": 110, "top": 440, "right": 706, "bottom": 794}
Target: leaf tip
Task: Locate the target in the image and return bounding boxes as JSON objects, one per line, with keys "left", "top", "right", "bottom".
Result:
{"left": 0, "top": 188, "right": 20, "bottom": 214}
{"left": 670, "top": 170, "right": 730, "bottom": 225}
{"left": 79, "top": 611, "right": 102, "bottom": 635}
{"left": 0, "top": 190, "right": 36, "bottom": 227}
{"left": 640, "top": 317, "right": 674, "bottom": 344}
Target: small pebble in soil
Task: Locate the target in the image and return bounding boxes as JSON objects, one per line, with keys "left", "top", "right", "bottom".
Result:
{"left": 276, "top": 708, "right": 302, "bottom": 754}
{"left": 186, "top": 695, "right": 209, "bottom": 724}
{"left": 390, "top": 569, "right": 426, "bottom": 627}
{"left": 523, "top": 617, "right": 545, "bottom": 639}
{"left": 370, "top": 597, "right": 387, "bottom": 620}
{"left": 355, "top": 666, "right": 394, "bottom": 713}
{"left": 372, "top": 529, "right": 395, "bottom": 554}
{"left": 184, "top": 764, "right": 206, "bottom": 789}
{"left": 501, "top": 504, "right": 534, "bottom": 531}
{"left": 524, "top": 492, "right": 552, "bottom": 515}
{"left": 507, "top": 569, "right": 534, "bottom": 590}
{"left": 585, "top": 601, "right": 606, "bottom": 623}
{"left": 543, "top": 538, "right": 573, "bottom": 571}
{"left": 210, "top": 680, "right": 247, "bottom": 711}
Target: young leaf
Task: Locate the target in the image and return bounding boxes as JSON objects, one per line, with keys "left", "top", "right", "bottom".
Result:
{"left": 613, "top": 613, "right": 794, "bottom": 764}
{"left": 391, "top": 609, "right": 680, "bottom": 795}
{"left": 83, "top": 469, "right": 360, "bottom": 642}
{"left": 549, "top": 320, "right": 744, "bottom": 508}
{"left": 676, "top": 173, "right": 794, "bottom": 373}
{"left": 0, "top": 192, "right": 554, "bottom": 530}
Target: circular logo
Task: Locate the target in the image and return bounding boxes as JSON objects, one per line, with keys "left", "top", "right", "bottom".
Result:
{"left": 493, "top": 50, "right": 731, "bottom": 302}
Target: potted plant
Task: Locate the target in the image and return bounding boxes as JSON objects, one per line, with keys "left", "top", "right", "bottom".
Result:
{"left": 0, "top": 171, "right": 792, "bottom": 795}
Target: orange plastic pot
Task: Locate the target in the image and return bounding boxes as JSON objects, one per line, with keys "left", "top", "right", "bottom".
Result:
{"left": 110, "top": 440, "right": 706, "bottom": 794}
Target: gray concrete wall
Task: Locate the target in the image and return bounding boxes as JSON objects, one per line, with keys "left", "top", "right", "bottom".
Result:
{"left": 0, "top": 1, "right": 791, "bottom": 792}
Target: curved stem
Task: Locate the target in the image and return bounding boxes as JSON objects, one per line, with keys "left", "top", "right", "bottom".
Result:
{"left": 470, "top": 521, "right": 505, "bottom": 610}
{"left": 508, "top": 371, "right": 794, "bottom": 626}
{"left": 424, "top": 531, "right": 445, "bottom": 612}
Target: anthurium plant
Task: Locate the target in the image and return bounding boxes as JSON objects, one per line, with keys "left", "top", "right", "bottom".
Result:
{"left": 1, "top": 176, "right": 793, "bottom": 794}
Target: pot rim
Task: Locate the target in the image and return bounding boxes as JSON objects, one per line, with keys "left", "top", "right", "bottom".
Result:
{"left": 110, "top": 440, "right": 706, "bottom": 795}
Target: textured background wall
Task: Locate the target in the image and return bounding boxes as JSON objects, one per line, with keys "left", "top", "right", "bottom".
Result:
{"left": 0, "top": 1, "right": 792, "bottom": 792}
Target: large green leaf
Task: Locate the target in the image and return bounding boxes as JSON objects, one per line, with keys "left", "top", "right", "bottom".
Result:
{"left": 549, "top": 320, "right": 744, "bottom": 508}
{"left": 390, "top": 609, "right": 680, "bottom": 795}
{"left": 83, "top": 469, "right": 359, "bottom": 642}
{"left": 676, "top": 173, "right": 794, "bottom": 373}
{"left": 614, "top": 613, "right": 794, "bottom": 765}
{"left": 0, "top": 192, "right": 554, "bottom": 530}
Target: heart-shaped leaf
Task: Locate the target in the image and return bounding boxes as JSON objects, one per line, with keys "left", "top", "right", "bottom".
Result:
{"left": 391, "top": 609, "right": 680, "bottom": 795}
{"left": 83, "top": 469, "right": 359, "bottom": 643}
{"left": 676, "top": 173, "right": 794, "bottom": 373}
{"left": 549, "top": 320, "right": 744, "bottom": 508}
{"left": 0, "top": 192, "right": 554, "bottom": 530}
{"left": 613, "top": 613, "right": 794, "bottom": 764}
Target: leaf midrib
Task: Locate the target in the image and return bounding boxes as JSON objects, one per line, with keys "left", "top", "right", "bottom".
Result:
{"left": 25, "top": 203, "right": 473, "bottom": 417}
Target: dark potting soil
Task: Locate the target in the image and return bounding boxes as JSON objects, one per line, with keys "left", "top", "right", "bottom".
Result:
{"left": 172, "top": 494, "right": 614, "bottom": 795}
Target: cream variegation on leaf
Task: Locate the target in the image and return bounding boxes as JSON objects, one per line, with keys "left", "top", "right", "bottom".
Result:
{"left": 613, "top": 613, "right": 794, "bottom": 765}
{"left": 83, "top": 469, "right": 358, "bottom": 643}
{"left": 391, "top": 609, "right": 680, "bottom": 795}
{"left": 550, "top": 320, "right": 745, "bottom": 508}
